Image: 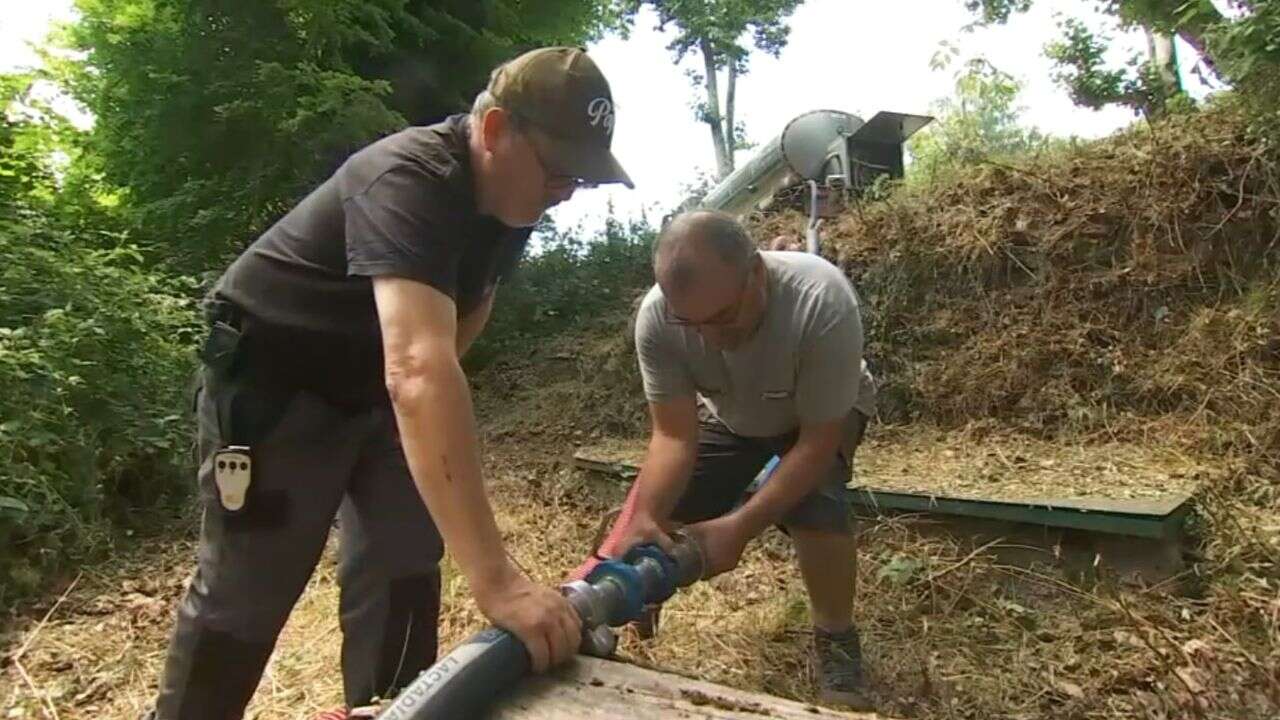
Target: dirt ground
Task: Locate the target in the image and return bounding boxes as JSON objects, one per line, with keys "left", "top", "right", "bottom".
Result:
{"left": 2, "top": 426, "right": 1276, "bottom": 720}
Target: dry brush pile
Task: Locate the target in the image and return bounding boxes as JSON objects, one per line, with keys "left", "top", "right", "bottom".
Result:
{"left": 748, "top": 102, "right": 1279, "bottom": 718}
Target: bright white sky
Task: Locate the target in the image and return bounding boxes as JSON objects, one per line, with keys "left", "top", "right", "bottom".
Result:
{"left": 2, "top": 0, "right": 1217, "bottom": 234}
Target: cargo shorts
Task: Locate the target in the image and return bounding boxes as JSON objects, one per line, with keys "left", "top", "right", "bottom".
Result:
{"left": 669, "top": 409, "right": 870, "bottom": 534}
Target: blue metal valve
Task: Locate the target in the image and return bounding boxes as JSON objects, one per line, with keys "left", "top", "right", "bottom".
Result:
{"left": 623, "top": 543, "right": 678, "bottom": 604}
{"left": 584, "top": 559, "right": 645, "bottom": 626}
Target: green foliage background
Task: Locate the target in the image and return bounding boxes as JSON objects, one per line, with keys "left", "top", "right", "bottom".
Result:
{"left": 466, "top": 216, "right": 656, "bottom": 372}
{"left": 0, "top": 0, "right": 625, "bottom": 601}
{"left": 907, "top": 53, "right": 1050, "bottom": 181}
{"left": 57, "top": 0, "right": 624, "bottom": 272}
{"left": 0, "top": 75, "right": 202, "bottom": 598}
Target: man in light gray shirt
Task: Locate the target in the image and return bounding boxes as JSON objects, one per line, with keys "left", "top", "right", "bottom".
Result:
{"left": 581, "top": 209, "right": 875, "bottom": 709}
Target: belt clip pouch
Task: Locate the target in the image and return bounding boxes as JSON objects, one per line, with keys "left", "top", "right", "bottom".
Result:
{"left": 213, "top": 445, "right": 252, "bottom": 513}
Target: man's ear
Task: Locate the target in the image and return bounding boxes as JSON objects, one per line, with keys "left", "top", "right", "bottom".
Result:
{"left": 479, "top": 107, "right": 510, "bottom": 153}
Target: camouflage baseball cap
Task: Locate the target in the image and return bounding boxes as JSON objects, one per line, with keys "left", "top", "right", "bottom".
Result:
{"left": 488, "top": 46, "right": 634, "bottom": 189}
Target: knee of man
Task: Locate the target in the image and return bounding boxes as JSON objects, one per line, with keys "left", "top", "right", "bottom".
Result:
{"left": 180, "top": 572, "right": 301, "bottom": 641}
{"left": 785, "top": 517, "right": 858, "bottom": 545}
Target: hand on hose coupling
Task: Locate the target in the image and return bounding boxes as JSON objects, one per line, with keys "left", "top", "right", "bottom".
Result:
{"left": 569, "top": 510, "right": 679, "bottom": 582}
{"left": 607, "top": 512, "right": 678, "bottom": 559}
{"left": 475, "top": 568, "right": 582, "bottom": 673}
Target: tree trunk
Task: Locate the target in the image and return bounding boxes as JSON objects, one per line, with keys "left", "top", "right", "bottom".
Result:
{"left": 1128, "top": 0, "right": 1223, "bottom": 79}
{"left": 724, "top": 60, "right": 737, "bottom": 174}
{"left": 700, "top": 37, "right": 732, "bottom": 179}
{"left": 1148, "top": 32, "right": 1180, "bottom": 90}
{"left": 1146, "top": 27, "right": 1181, "bottom": 113}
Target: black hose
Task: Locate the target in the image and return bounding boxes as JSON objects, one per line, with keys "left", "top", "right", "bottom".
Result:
{"left": 373, "top": 537, "right": 703, "bottom": 720}
{"left": 375, "top": 627, "right": 529, "bottom": 720}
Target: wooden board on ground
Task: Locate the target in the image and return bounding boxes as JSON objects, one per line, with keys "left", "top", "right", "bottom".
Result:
{"left": 570, "top": 432, "right": 1199, "bottom": 540}
{"left": 491, "top": 654, "right": 885, "bottom": 719}
{"left": 853, "top": 428, "right": 1210, "bottom": 503}
{"left": 848, "top": 429, "right": 1202, "bottom": 542}
{"left": 571, "top": 437, "right": 647, "bottom": 478}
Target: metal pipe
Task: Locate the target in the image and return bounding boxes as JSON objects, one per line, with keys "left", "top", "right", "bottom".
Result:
{"left": 806, "top": 180, "right": 822, "bottom": 255}
{"left": 696, "top": 135, "right": 790, "bottom": 217}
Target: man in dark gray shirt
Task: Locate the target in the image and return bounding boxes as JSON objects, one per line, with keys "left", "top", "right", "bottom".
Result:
{"left": 151, "top": 47, "right": 633, "bottom": 720}
{"left": 579, "top": 210, "right": 875, "bottom": 710}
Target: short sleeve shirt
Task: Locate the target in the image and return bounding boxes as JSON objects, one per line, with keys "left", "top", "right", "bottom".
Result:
{"left": 634, "top": 252, "right": 876, "bottom": 438}
{"left": 214, "top": 115, "right": 530, "bottom": 405}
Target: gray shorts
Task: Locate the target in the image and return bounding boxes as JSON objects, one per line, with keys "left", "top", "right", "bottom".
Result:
{"left": 669, "top": 411, "right": 869, "bottom": 534}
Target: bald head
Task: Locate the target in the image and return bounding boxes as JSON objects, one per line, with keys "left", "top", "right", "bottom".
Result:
{"left": 653, "top": 210, "right": 757, "bottom": 296}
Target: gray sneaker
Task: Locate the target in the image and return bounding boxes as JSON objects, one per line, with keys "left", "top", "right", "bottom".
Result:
{"left": 814, "top": 626, "right": 874, "bottom": 710}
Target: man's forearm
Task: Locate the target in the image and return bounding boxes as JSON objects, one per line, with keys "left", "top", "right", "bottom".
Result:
{"left": 389, "top": 356, "right": 514, "bottom": 593}
{"left": 632, "top": 435, "right": 698, "bottom": 522}
{"left": 730, "top": 442, "right": 835, "bottom": 538}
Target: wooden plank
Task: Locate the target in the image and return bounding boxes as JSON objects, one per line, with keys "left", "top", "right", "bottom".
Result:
{"left": 850, "top": 483, "right": 1191, "bottom": 517}
{"left": 571, "top": 453, "right": 638, "bottom": 479}
{"left": 571, "top": 442, "right": 1191, "bottom": 539}
{"left": 848, "top": 487, "right": 1191, "bottom": 540}
{"left": 492, "top": 655, "right": 885, "bottom": 719}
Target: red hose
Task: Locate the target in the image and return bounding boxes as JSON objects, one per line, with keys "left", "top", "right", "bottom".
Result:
{"left": 568, "top": 481, "right": 644, "bottom": 580}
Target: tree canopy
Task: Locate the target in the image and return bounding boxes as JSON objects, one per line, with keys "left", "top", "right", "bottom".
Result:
{"left": 908, "top": 52, "right": 1045, "bottom": 179}
{"left": 58, "top": 0, "right": 624, "bottom": 270}
{"left": 962, "top": 0, "right": 1280, "bottom": 121}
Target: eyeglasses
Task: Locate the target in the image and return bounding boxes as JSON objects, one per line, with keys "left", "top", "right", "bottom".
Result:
{"left": 663, "top": 262, "right": 756, "bottom": 327}
{"left": 512, "top": 114, "right": 597, "bottom": 191}
{"left": 530, "top": 142, "right": 597, "bottom": 191}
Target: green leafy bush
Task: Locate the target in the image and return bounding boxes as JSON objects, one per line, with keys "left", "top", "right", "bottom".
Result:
{"left": 1, "top": 74, "right": 202, "bottom": 598}
{"left": 467, "top": 215, "right": 656, "bottom": 371}
{"left": 0, "top": 209, "right": 202, "bottom": 596}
